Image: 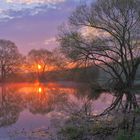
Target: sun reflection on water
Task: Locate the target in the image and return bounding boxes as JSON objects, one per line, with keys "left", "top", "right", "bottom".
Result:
{"left": 0, "top": 81, "right": 116, "bottom": 132}
{"left": 38, "top": 87, "right": 42, "bottom": 93}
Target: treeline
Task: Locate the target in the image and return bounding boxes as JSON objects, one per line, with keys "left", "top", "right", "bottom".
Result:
{"left": 0, "top": 39, "right": 68, "bottom": 82}
{"left": 0, "top": 39, "right": 100, "bottom": 83}
{"left": 5, "top": 66, "right": 99, "bottom": 83}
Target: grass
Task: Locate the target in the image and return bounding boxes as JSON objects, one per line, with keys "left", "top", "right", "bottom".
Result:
{"left": 117, "top": 130, "right": 140, "bottom": 140}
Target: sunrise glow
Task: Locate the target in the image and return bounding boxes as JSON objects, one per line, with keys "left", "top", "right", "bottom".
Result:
{"left": 38, "top": 87, "right": 42, "bottom": 93}
{"left": 37, "top": 64, "right": 42, "bottom": 70}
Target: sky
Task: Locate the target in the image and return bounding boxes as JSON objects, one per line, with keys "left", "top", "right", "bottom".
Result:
{"left": 0, "top": 0, "right": 91, "bottom": 54}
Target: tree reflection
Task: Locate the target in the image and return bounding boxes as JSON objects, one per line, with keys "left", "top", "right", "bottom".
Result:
{"left": 26, "top": 83, "right": 69, "bottom": 115}
{"left": 0, "top": 84, "right": 24, "bottom": 127}
{"left": 75, "top": 84, "right": 102, "bottom": 100}
{"left": 0, "top": 82, "right": 107, "bottom": 128}
{"left": 0, "top": 83, "right": 70, "bottom": 127}
{"left": 27, "top": 85, "right": 54, "bottom": 114}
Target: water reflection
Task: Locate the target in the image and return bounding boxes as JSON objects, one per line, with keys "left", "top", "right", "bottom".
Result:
{"left": 26, "top": 83, "right": 69, "bottom": 115}
{"left": 0, "top": 82, "right": 116, "bottom": 140}
{"left": 0, "top": 82, "right": 84, "bottom": 127}
{"left": 0, "top": 84, "right": 25, "bottom": 127}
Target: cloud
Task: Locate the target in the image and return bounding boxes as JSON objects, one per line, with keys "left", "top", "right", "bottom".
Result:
{"left": 0, "top": 0, "right": 66, "bottom": 22}
{"left": 80, "top": 26, "right": 110, "bottom": 39}
{"left": 0, "top": 9, "right": 4, "bottom": 14}
{"left": 44, "top": 37, "right": 57, "bottom": 45}
{"left": 6, "top": 0, "right": 65, "bottom": 4}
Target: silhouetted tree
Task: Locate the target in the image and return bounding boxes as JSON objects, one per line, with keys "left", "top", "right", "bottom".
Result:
{"left": 51, "top": 48, "right": 68, "bottom": 70}
{"left": 27, "top": 48, "right": 67, "bottom": 81}
{"left": 0, "top": 39, "right": 23, "bottom": 82}
{"left": 58, "top": 0, "right": 140, "bottom": 113}
{"left": 27, "top": 49, "right": 53, "bottom": 80}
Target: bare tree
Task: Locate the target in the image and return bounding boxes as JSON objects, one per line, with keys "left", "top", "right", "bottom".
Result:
{"left": 0, "top": 39, "right": 23, "bottom": 82}
{"left": 27, "top": 49, "right": 53, "bottom": 72}
{"left": 27, "top": 48, "right": 67, "bottom": 81}
{"left": 58, "top": 0, "right": 140, "bottom": 113}
{"left": 51, "top": 48, "right": 68, "bottom": 70}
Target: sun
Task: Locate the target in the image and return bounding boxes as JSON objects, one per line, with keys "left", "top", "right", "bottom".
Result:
{"left": 37, "top": 64, "right": 42, "bottom": 70}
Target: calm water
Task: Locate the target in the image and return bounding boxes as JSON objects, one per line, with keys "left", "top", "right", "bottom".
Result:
{"left": 0, "top": 82, "right": 115, "bottom": 140}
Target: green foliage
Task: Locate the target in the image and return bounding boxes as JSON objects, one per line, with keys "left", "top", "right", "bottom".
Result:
{"left": 117, "top": 131, "right": 140, "bottom": 140}
{"left": 60, "top": 126, "right": 85, "bottom": 140}
{"left": 116, "top": 130, "right": 130, "bottom": 140}
{"left": 135, "top": 108, "right": 140, "bottom": 115}
{"left": 132, "top": 133, "right": 140, "bottom": 140}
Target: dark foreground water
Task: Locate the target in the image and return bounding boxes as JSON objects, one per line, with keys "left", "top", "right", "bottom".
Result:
{"left": 0, "top": 82, "right": 125, "bottom": 140}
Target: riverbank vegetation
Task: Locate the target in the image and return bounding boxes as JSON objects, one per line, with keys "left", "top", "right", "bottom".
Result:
{"left": 57, "top": 0, "right": 140, "bottom": 139}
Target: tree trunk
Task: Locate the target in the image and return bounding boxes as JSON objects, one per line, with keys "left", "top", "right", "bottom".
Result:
{"left": 1, "top": 65, "right": 6, "bottom": 83}
{"left": 124, "top": 92, "right": 138, "bottom": 112}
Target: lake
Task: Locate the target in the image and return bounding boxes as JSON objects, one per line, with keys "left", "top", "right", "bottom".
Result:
{"left": 0, "top": 82, "right": 129, "bottom": 140}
